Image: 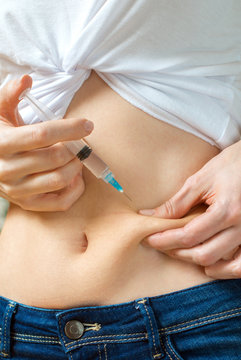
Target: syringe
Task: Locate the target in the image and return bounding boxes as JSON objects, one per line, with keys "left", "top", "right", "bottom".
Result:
{"left": 19, "top": 89, "right": 131, "bottom": 200}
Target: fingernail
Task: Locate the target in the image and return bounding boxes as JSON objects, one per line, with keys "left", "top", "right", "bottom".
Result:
{"left": 148, "top": 234, "right": 162, "bottom": 241}
{"left": 139, "top": 209, "right": 155, "bottom": 216}
{"left": 84, "top": 120, "right": 94, "bottom": 132}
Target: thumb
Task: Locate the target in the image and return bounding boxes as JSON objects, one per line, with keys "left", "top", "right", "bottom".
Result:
{"left": 0, "top": 74, "right": 32, "bottom": 126}
{"left": 139, "top": 175, "right": 203, "bottom": 219}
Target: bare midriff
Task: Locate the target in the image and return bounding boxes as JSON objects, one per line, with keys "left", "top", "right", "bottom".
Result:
{"left": 0, "top": 71, "right": 220, "bottom": 309}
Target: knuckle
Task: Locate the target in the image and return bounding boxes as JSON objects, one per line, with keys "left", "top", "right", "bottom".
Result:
{"left": 72, "top": 172, "right": 84, "bottom": 190}
{"left": 49, "top": 146, "right": 66, "bottom": 166}
{"left": 161, "top": 200, "right": 175, "bottom": 217}
{"left": 48, "top": 172, "right": 66, "bottom": 190}
{"left": 213, "top": 199, "right": 228, "bottom": 217}
{"left": 58, "top": 178, "right": 84, "bottom": 212}
{"left": 226, "top": 203, "right": 241, "bottom": 224}
{"left": 193, "top": 249, "right": 214, "bottom": 267}
{"left": 181, "top": 228, "right": 196, "bottom": 247}
{"left": 30, "top": 125, "right": 48, "bottom": 146}
{"left": 184, "top": 174, "right": 199, "bottom": 190}
{"left": 58, "top": 199, "right": 73, "bottom": 212}
{"left": 181, "top": 237, "right": 195, "bottom": 247}
{"left": 204, "top": 267, "right": 215, "bottom": 278}
{"left": 0, "top": 160, "right": 11, "bottom": 181}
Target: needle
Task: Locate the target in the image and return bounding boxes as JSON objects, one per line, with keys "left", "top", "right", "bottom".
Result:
{"left": 122, "top": 191, "right": 132, "bottom": 201}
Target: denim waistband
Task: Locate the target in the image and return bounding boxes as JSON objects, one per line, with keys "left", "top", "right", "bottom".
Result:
{"left": 1, "top": 279, "right": 241, "bottom": 358}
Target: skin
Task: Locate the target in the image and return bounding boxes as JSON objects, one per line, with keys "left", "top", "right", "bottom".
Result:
{"left": 0, "top": 70, "right": 238, "bottom": 311}
{"left": 140, "top": 140, "right": 241, "bottom": 279}
{"left": 0, "top": 72, "right": 219, "bottom": 308}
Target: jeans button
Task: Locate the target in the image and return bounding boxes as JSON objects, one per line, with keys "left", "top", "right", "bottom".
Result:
{"left": 64, "top": 320, "right": 85, "bottom": 340}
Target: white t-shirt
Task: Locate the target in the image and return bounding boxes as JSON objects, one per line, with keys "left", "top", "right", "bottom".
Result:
{"left": 0, "top": 0, "right": 241, "bottom": 149}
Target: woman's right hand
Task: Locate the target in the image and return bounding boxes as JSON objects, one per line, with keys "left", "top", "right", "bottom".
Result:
{"left": 0, "top": 75, "right": 94, "bottom": 212}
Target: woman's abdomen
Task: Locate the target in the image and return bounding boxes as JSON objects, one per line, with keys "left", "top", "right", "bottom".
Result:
{"left": 0, "top": 71, "right": 219, "bottom": 308}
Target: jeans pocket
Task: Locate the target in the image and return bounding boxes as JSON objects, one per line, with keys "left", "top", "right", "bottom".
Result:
{"left": 166, "top": 314, "right": 241, "bottom": 360}
{"left": 162, "top": 335, "right": 185, "bottom": 360}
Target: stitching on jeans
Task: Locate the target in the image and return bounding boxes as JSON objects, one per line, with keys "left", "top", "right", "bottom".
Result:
{"left": 10, "top": 334, "right": 60, "bottom": 344}
{"left": 160, "top": 306, "right": 241, "bottom": 331}
{"left": 69, "top": 351, "right": 73, "bottom": 360}
{"left": 0, "top": 328, "right": 59, "bottom": 341}
{"left": 66, "top": 335, "right": 146, "bottom": 348}
{"left": 159, "top": 336, "right": 172, "bottom": 360}
{"left": 137, "top": 299, "right": 147, "bottom": 304}
{"left": 83, "top": 323, "right": 101, "bottom": 332}
{"left": 58, "top": 315, "right": 67, "bottom": 346}
{"left": 5, "top": 300, "right": 240, "bottom": 349}
{"left": 3, "top": 307, "right": 240, "bottom": 347}
{"left": 10, "top": 337, "right": 61, "bottom": 344}
{"left": 3, "top": 329, "right": 146, "bottom": 340}
{"left": 160, "top": 311, "right": 241, "bottom": 335}
{"left": 98, "top": 344, "right": 102, "bottom": 360}
{"left": 66, "top": 337, "right": 146, "bottom": 351}
{"left": 104, "top": 344, "right": 107, "bottom": 360}
{"left": 153, "top": 354, "right": 162, "bottom": 359}
{"left": 79, "top": 332, "right": 145, "bottom": 339}
{"left": 1, "top": 328, "right": 146, "bottom": 346}
{"left": 65, "top": 331, "right": 146, "bottom": 347}
{"left": 165, "top": 336, "right": 181, "bottom": 360}
{"left": 9, "top": 332, "right": 59, "bottom": 340}
{"left": 2, "top": 303, "right": 13, "bottom": 353}
{"left": 0, "top": 351, "right": 9, "bottom": 357}
{"left": 143, "top": 302, "right": 158, "bottom": 355}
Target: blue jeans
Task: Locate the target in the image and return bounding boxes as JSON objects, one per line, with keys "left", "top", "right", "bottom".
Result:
{"left": 0, "top": 279, "right": 241, "bottom": 359}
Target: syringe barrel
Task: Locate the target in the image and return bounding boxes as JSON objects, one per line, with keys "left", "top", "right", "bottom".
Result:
{"left": 19, "top": 91, "right": 113, "bottom": 182}
{"left": 63, "top": 140, "right": 108, "bottom": 179}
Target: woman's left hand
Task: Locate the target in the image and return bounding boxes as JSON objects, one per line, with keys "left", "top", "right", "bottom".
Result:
{"left": 139, "top": 140, "right": 241, "bottom": 279}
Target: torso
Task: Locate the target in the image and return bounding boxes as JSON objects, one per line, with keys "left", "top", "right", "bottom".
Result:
{"left": 0, "top": 71, "right": 219, "bottom": 309}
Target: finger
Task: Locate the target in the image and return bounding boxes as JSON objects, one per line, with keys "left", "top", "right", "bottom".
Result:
{"left": 145, "top": 202, "right": 227, "bottom": 250}
{"left": 0, "top": 143, "right": 75, "bottom": 181}
{"left": 0, "top": 117, "right": 94, "bottom": 155}
{"left": 18, "top": 173, "right": 85, "bottom": 212}
{"left": 168, "top": 226, "right": 241, "bottom": 266}
{"left": 205, "top": 247, "right": 241, "bottom": 279}
{"left": 2, "top": 158, "right": 83, "bottom": 198}
{"left": 0, "top": 75, "right": 32, "bottom": 125}
{"left": 15, "top": 110, "right": 25, "bottom": 126}
{"left": 139, "top": 173, "right": 205, "bottom": 219}
{"left": 0, "top": 190, "right": 13, "bottom": 204}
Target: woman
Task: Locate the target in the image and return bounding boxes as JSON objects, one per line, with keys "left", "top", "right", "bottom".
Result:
{"left": 0, "top": 1, "right": 241, "bottom": 359}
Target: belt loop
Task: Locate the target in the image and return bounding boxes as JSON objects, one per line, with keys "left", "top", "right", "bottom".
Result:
{"left": 135, "top": 298, "right": 164, "bottom": 359}
{"left": 0, "top": 301, "right": 17, "bottom": 358}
